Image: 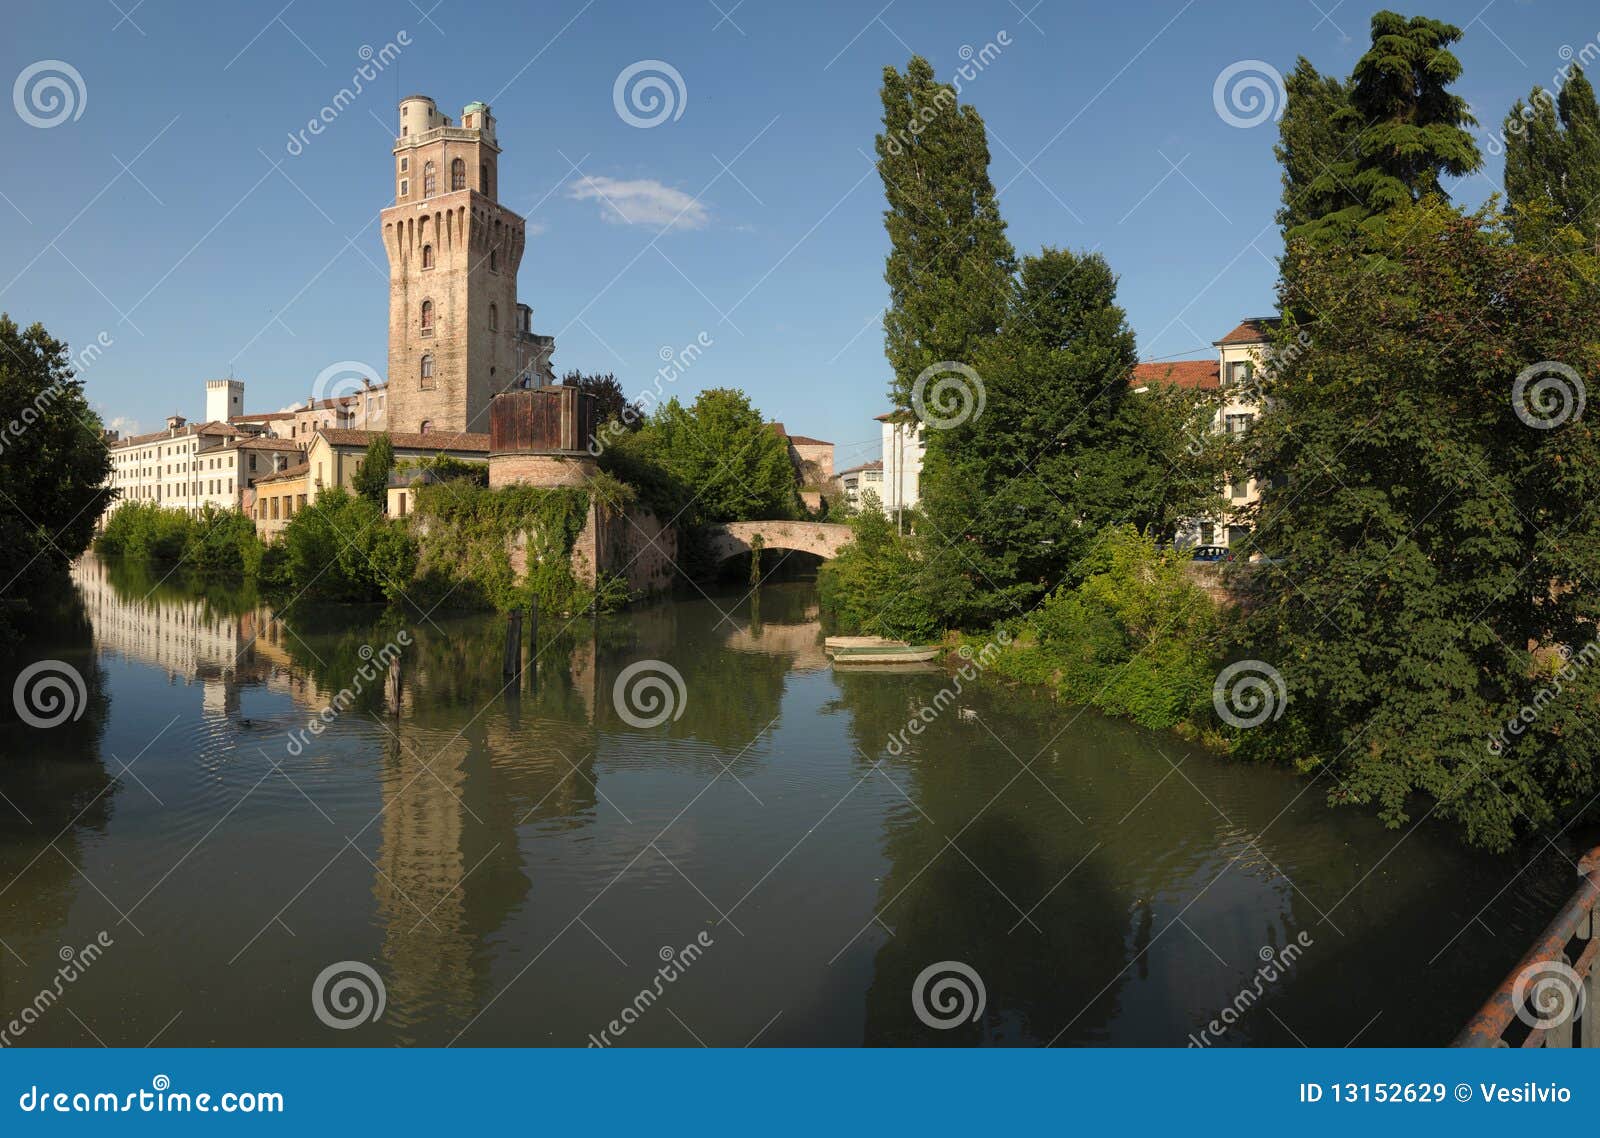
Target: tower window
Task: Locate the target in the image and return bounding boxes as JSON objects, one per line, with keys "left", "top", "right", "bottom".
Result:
{"left": 420, "top": 299, "right": 434, "bottom": 335}
{"left": 488, "top": 303, "right": 498, "bottom": 331}
{"left": 423, "top": 161, "right": 436, "bottom": 197}
{"left": 421, "top": 244, "right": 434, "bottom": 269}
{"left": 480, "top": 164, "right": 488, "bottom": 193}
{"left": 451, "top": 158, "right": 466, "bottom": 191}
{"left": 489, "top": 248, "right": 498, "bottom": 272}
{"left": 420, "top": 354, "right": 435, "bottom": 390}
{"left": 399, "top": 157, "right": 408, "bottom": 172}
{"left": 419, "top": 420, "right": 433, "bottom": 435}
{"left": 399, "top": 179, "right": 408, "bottom": 198}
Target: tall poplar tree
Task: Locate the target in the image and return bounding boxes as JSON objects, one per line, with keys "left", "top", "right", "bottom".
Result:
{"left": 1504, "top": 67, "right": 1600, "bottom": 249}
{"left": 1286, "top": 11, "right": 1481, "bottom": 247}
{"left": 875, "top": 56, "right": 1015, "bottom": 411}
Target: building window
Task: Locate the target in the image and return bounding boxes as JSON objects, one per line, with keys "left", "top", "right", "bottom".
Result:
{"left": 480, "top": 164, "right": 488, "bottom": 193}
{"left": 421, "top": 244, "right": 434, "bottom": 269}
{"left": 423, "top": 161, "right": 436, "bottom": 197}
{"left": 451, "top": 158, "right": 466, "bottom": 191}
{"left": 398, "top": 179, "right": 408, "bottom": 198}
{"left": 488, "top": 303, "right": 498, "bottom": 331}
{"left": 1228, "top": 360, "right": 1254, "bottom": 388}
{"left": 1225, "top": 413, "right": 1254, "bottom": 438}
{"left": 420, "top": 354, "right": 436, "bottom": 390}
{"left": 420, "top": 299, "right": 434, "bottom": 335}
{"left": 420, "top": 420, "right": 433, "bottom": 435}
{"left": 399, "top": 157, "right": 408, "bottom": 172}
{"left": 1231, "top": 478, "right": 1250, "bottom": 501}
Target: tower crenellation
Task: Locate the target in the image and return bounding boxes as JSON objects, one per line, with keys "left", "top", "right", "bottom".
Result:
{"left": 380, "top": 96, "right": 552, "bottom": 435}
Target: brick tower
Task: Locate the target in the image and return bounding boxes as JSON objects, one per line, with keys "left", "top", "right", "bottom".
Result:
{"left": 379, "top": 95, "right": 554, "bottom": 436}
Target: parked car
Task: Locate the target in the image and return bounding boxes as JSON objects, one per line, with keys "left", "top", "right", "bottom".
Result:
{"left": 1191, "top": 545, "right": 1233, "bottom": 562}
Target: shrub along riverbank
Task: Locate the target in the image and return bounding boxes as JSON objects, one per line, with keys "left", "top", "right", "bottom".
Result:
{"left": 92, "top": 481, "right": 612, "bottom": 617}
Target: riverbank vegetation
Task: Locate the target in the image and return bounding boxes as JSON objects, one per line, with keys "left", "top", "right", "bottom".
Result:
{"left": 826, "top": 14, "right": 1600, "bottom": 851}
{"left": 0, "top": 315, "right": 112, "bottom": 636}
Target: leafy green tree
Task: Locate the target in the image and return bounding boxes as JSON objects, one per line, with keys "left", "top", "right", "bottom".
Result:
{"left": 876, "top": 56, "right": 1015, "bottom": 411}
{"left": 1238, "top": 200, "right": 1600, "bottom": 851}
{"left": 275, "top": 488, "right": 416, "bottom": 604}
{"left": 1287, "top": 11, "right": 1480, "bottom": 248}
{"left": 353, "top": 432, "right": 394, "bottom": 508}
{"left": 0, "top": 316, "right": 111, "bottom": 620}
{"left": 1274, "top": 58, "right": 1356, "bottom": 238}
{"left": 636, "top": 388, "right": 797, "bottom": 524}
{"left": 817, "top": 493, "right": 941, "bottom": 642}
{"left": 1503, "top": 67, "right": 1600, "bottom": 249}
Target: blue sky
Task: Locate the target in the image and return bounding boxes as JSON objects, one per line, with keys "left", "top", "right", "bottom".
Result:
{"left": 0, "top": 0, "right": 1586, "bottom": 470}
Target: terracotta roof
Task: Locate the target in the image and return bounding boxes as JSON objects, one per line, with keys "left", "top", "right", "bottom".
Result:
{"left": 838, "top": 460, "right": 883, "bottom": 476}
{"left": 1215, "top": 318, "right": 1279, "bottom": 346}
{"left": 230, "top": 412, "right": 295, "bottom": 422}
{"left": 1129, "top": 360, "right": 1220, "bottom": 390}
{"left": 786, "top": 434, "right": 832, "bottom": 447}
{"left": 317, "top": 428, "right": 491, "bottom": 453}
{"left": 228, "top": 437, "right": 306, "bottom": 451}
{"left": 107, "top": 420, "right": 240, "bottom": 449}
{"left": 253, "top": 462, "right": 309, "bottom": 485}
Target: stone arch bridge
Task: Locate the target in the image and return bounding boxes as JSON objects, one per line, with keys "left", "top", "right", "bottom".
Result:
{"left": 707, "top": 521, "right": 852, "bottom": 564}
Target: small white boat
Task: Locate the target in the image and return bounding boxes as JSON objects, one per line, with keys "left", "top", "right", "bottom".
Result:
{"left": 825, "top": 636, "right": 940, "bottom": 665}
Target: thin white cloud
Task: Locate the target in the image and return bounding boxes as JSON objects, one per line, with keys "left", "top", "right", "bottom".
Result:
{"left": 566, "top": 176, "right": 709, "bottom": 231}
{"left": 105, "top": 414, "right": 141, "bottom": 437}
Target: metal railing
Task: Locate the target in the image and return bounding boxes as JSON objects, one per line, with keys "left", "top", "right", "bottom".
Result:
{"left": 1455, "top": 847, "right": 1600, "bottom": 1047}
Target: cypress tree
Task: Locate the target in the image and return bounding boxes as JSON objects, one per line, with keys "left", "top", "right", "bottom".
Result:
{"left": 1504, "top": 67, "right": 1600, "bottom": 248}
{"left": 875, "top": 56, "right": 1015, "bottom": 411}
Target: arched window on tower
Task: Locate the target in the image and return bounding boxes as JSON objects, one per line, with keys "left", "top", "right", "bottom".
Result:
{"left": 489, "top": 248, "right": 498, "bottom": 272}
{"left": 480, "top": 164, "right": 489, "bottom": 194}
{"left": 488, "top": 303, "right": 498, "bottom": 331}
{"left": 451, "top": 158, "right": 466, "bottom": 191}
{"left": 423, "top": 161, "right": 436, "bottom": 197}
{"left": 420, "top": 354, "right": 435, "bottom": 390}
{"left": 420, "top": 299, "right": 434, "bottom": 335}
{"left": 421, "top": 244, "right": 434, "bottom": 269}
{"left": 419, "top": 420, "right": 433, "bottom": 435}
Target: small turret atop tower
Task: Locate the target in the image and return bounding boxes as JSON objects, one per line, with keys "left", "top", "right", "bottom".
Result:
{"left": 391, "top": 94, "right": 499, "bottom": 205}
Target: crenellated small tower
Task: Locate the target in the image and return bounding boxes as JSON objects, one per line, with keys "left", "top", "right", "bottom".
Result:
{"left": 379, "top": 96, "right": 554, "bottom": 435}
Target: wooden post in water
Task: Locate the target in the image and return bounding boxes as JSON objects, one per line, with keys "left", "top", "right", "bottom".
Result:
{"left": 503, "top": 610, "right": 522, "bottom": 680}
{"left": 527, "top": 601, "right": 539, "bottom": 691}
{"left": 384, "top": 654, "right": 403, "bottom": 718}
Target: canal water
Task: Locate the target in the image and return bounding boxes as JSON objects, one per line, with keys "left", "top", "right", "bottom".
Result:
{"left": 0, "top": 555, "right": 1580, "bottom": 1047}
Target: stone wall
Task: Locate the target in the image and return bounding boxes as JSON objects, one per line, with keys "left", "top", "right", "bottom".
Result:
{"left": 488, "top": 452, "right": 598, "bottom": 488}
{"left": 572, "top": 502, "right": 678, "bottom": 597}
